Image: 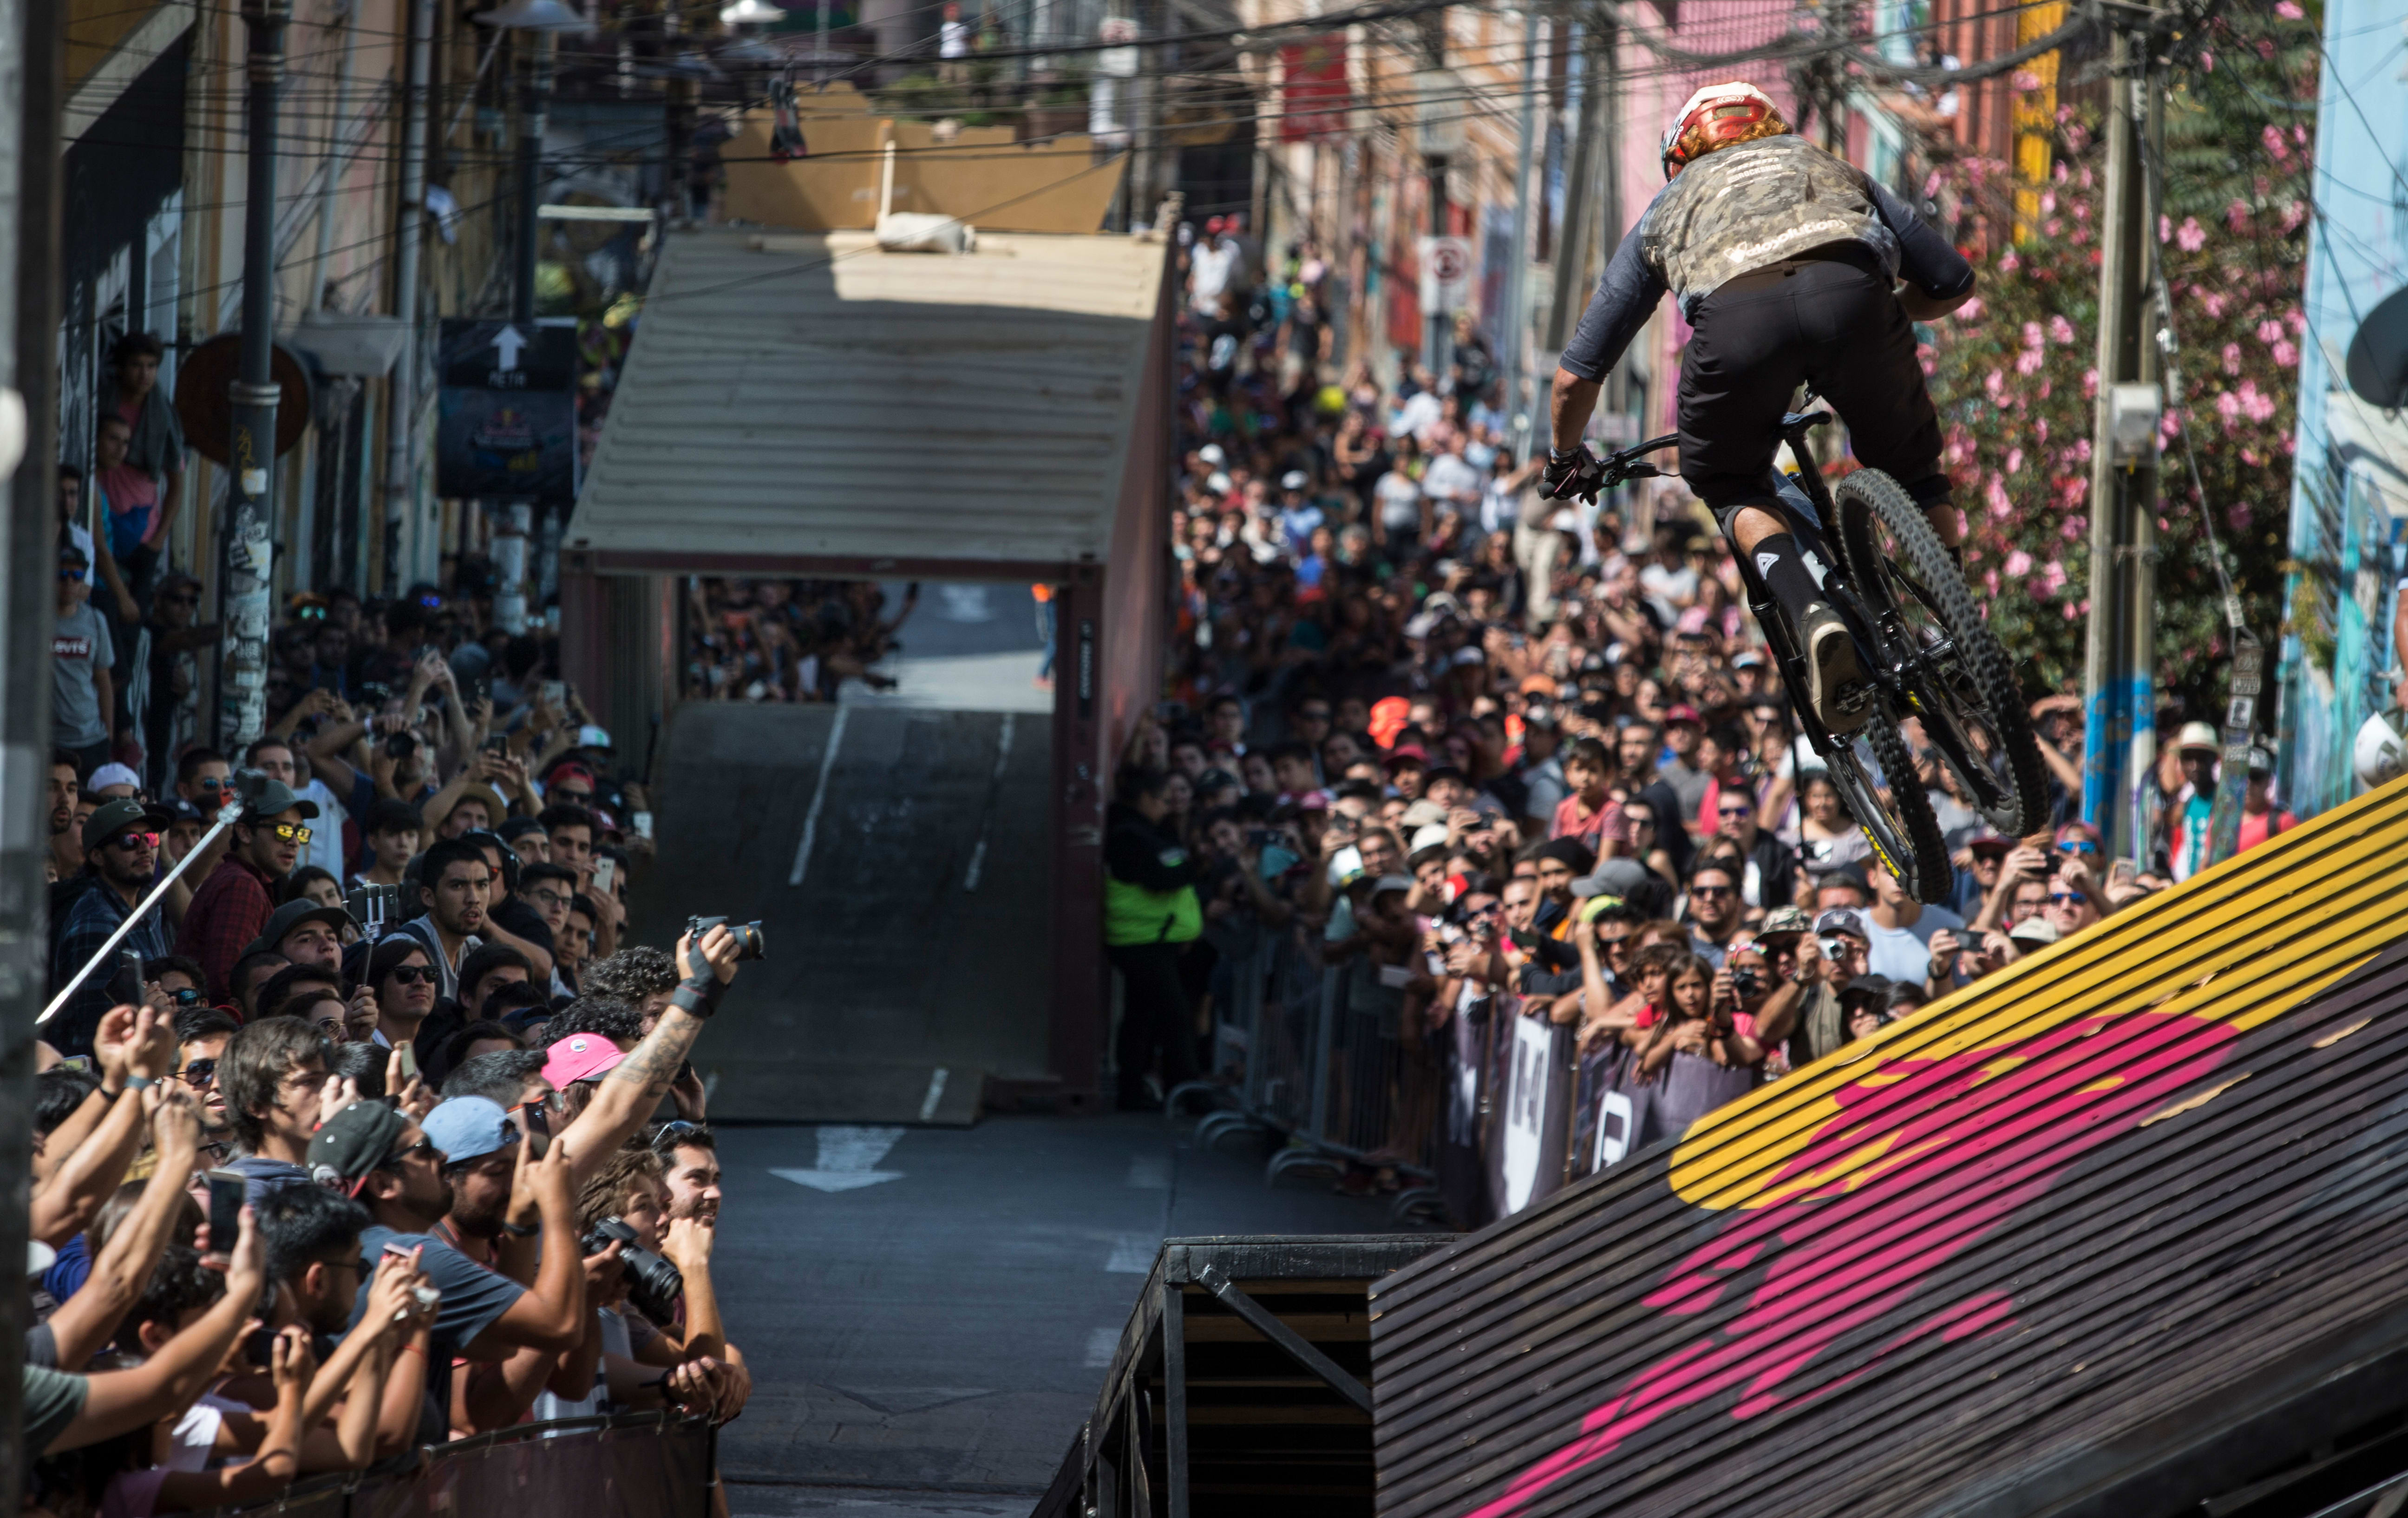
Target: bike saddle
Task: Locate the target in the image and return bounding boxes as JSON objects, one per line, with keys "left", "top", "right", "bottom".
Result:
{"left": 1780, "top": 411, "right": 1833, "bottom": 432}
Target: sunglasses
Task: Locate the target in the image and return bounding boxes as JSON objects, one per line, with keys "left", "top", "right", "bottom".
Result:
{"left": 2055, "top": 840, "right": 2098, "bottom": 856}
{"left": 195, "top": 777, "right": 230, "bottom": 792}
{"left": 385, "top": 964, "right": 435, "bottom": 986}
{"left": 59, "top": 569, "right": 86, "bottom": 582}
{"left": 380, "top": 1137, "right": 439, "bottom": 1168}
{"left": 2047, "top": 891, "right": 2083, "bottom": 905}
{"left": 179, "top": 1057, "right": 217, "bottom": 1086}
{"left": 271, "top": 823, "right": 313, "bottom": 844}
{"left": 164, "top": 987, "right": 203, "bottom": 1007}
{"left": 1717, "top": 804, "right": 1754, "bottom": 817}
{"left": 105, "top": 830, "right": 160, "bottom": 852}
{"left": 651, "top": 1119, "right": 707, "bottom": 1152}
{"left": 1690, "top": 884, "right": 1735, "bottom": 899}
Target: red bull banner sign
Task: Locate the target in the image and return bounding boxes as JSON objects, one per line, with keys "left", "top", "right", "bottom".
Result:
{"left": 1371, "top": 781, "right": 2408, "bottom": 1518}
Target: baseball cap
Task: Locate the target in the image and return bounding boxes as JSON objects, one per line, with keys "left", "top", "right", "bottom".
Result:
{"left": 241, "top": 776, "right": 321, "bottom": 822}
{"left": 1280, "top": 471, "right": 1309, "bottom": 491}
{"left": 575, "top": 725, "right": 613, "bottom": 751}
{"left": 1452, "top": 646, "right": 1485, "bottom": 667}
{"left": 307, "top": 1100, "right": 411, "bottom": 1197}
{"left": 243, "top": 897, "right": 351, "bottom": 960}
{"left": 160, "top": 797, "right": 206, "bottom": 825}
{"left": 1757, "top": 905, "right": 1814, "bottom": 937}
{"left": 82, "top": 797, "right": 169, "bottom": 852}
{"left": 1838, "top": 973, "right": 1894, "bottom": 1005}
{"left": 543, "top": 1033, "right": 625, "bottom": 1088}
{"left": 2008, "top": 916, "right": 2061, "bottom": 946}
{"left": 86, "top": 762, "right": 143, "bottom": 794}
{"left": 422, "top": 1096, "right": 518, "bottom": 1167}
{"left": 1399, "top": 799, "right": 1449, "bottom": 831}
{"left": 1815, "top": 908, "right": 1871, "bottom": 942}
{"left": 2175, "top": 720, "right": 2220, "bottom": 754}
{"left": 1967, "top": 832, "right": 2014, "bottom": 857}
{"left": 1368, "top": 873, "right": 1416, "bottom": 898}
{"left": 1410, "top": 824, "right": 1451, "bottom": 854}
{"left": 1521, "top": 674, "right": 1559, "bottom": 697}
{"left": 1732, "top": 650, "right": 1766, "bottom": 669}
{"left": 1664, "top": 704, "right": 1704, "bottom": 728}
{"left": 1384, "top": 744, "right": 1430, "bottom": 771}
{"left": 1197, "top": 444, "right": 1225, "bottom": 466}
{"left": 1570, "top": 857, "right": 1650, "bottom": 899}
{"left": 2247, "top": 745, "right": 2276, "bottom": 777}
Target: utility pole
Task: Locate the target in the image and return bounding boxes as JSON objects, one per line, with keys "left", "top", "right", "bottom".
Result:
{"left": 221, "top": 0, "right": 291, "bottom": 750}
{"left": 1594, "top": 4, "right": 1624, "bottom": 431}
{"left": 380, "top": 0, "right": 433, "bottom": 597}
{"left": 1543, "top": 11, "right": 1603, "bottom": 354}
{"left": 1418, "top": 13, "right": 1451, "bottom": 382}
{"left": 1500, "top": 6, "right": 1542, "bottom": 441}
{"left": 2080, "top": 26, "right": 2162, "bottom": 860}
{"left": 1, "top": 0, "right": 61, "bottom": 1493}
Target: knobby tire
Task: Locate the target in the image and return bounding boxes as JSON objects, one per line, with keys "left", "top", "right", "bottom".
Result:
{"left": 1832, "top": 468, "right": 2051, "bottom": 839}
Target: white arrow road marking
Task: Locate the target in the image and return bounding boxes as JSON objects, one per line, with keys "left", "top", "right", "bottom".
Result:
{"left": 771, "top": 1125, "right": 906, "bottom": 1193}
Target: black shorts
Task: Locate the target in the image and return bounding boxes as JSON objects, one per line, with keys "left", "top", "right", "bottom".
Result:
{"left": 1675, "top": 249, "right": 1949, "bottom": 522}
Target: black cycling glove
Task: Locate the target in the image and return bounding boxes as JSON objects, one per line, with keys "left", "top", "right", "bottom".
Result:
{"left": 1540, "top": 446, "right": 1606, "bottom": 503}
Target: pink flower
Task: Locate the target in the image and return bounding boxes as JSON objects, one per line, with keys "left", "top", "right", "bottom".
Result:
{"left": 2262, "top": 124, "right": 2290, "bottom": 162}
{"left": 2223, "top": 342, "right": 2244, "bottom": 375}
{"left": 2017, "top": 348, "right": 2046, "bottom": 376}
{"left": 2231, "top": 501, "right": 2253, "bottom": 531}
{"left": 2202, "top": 291, "right": 2229, "bottom": 319}
{"left": 2199, "top": 48, "right": 2213, "bottom": 71}
{"left": 2158, "top": 214, "right": 2173, "bottom": 244}
{"left": 2035, "top": 419, "right": 2050, "bottom": 442}
{"left": 2274, "top": 340, "right": 2299, "bottom": 366}
{"left": 2083, "top": 368, "right": 2100, "bottom": 399}
{"left": 1958, "top": 297, "right": 1984, "bottom": 320}
{"left": 2040, "top": 191, "right": 2058, "bottom": 217}
{"left": 2022, "top": 321, "right": 2046, "bottom": 350}
{"left": 2063, "top": 602, "right": 2082, "bottom": 621}
{"left": 2228, "top": 199, "right": 2252, "bottom": 230}
{"left": 2012, "top": 69, "right": 2042, "bottom": 91}
{"left": 2276, "top": 0, "right": 2302, "bottom": 14}
{"left": 1984, "top": 569, "right": 2001, "bottom": 595}
{"left": 1986, "top": 476, "right": 2014, "bottom": 520}
{"left": 2176, "top": 217, "right": 2206, "bottom": 252}
{"left": 2005, "top": 549, "right": 2035, "bottom": 577}
{"left": 2041, "top": 560, "right": 2068, "bottom": 594}
{"left": 2240, "top": 380, "right": 2277, "bottom": 422}
{"left": 2281, "top": 201, "right": 2306, "bottom": 233}
{"left": 2257, "top": 318, "right": 2285, "bottom": 344}
{"left": 1996, "top": 250, "right": 2020, "bottom": 274}
{"left": 2007, "top": 447, "right": 2024, "bottom": 474}
{"left": 2048, "top": 315, "right": 2077, "bottom": 345}
{"left": 2062, "top": 515, "right": 2086, "bottom": 540}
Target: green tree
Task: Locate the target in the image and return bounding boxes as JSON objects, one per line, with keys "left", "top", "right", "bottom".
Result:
{"left": 1916, "top": 3, "right": 2316, "bottom": 719}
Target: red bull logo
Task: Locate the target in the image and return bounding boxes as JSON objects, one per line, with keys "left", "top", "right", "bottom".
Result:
{"left": 1466, "top": 970, "right": 2350, "bottom": 1518}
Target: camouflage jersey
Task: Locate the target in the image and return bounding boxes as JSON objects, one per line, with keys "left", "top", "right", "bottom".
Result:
{"left": 1558, "top": 134, "right": 1973, "bottom": 384}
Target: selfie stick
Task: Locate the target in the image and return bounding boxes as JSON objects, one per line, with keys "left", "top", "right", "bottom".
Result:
{"left": 39, "top": 801, "right": 247, "bottom": 1027}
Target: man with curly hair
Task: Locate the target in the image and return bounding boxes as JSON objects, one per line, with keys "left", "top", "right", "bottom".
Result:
{"left": 577, "top": 948, "right": 679, "bottom": 1031}
{"left": 1544, "top": 81, "right": 1979, "bottom": 737}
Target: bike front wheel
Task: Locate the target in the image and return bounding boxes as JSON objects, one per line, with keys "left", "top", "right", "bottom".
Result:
{"left": 1831, "top": 468, "right": 2051, "bottom": 838}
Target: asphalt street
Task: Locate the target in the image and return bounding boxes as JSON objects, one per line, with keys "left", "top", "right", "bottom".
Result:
{"left": 711, "top": 1116, "right": 1424, "bottom": 1517}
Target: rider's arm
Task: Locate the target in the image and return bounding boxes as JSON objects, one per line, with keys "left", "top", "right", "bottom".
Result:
{"left": 1870, "top": 179, "right": 1976, "bottom": 320}
{"left": 1552, "top": 227, "right": 1667, "bottom": 450}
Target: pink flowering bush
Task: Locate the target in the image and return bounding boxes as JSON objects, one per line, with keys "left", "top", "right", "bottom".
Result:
{"left": 1915, "top": 17, "right": 2312, "bottom": 709}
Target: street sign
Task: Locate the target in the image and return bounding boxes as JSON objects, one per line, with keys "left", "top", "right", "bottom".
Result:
{"left": 1419, "top": 235, "right": 1472, "bottom": 317}
{"left": 436, "top": 319, "right": 578, "bottom": 505}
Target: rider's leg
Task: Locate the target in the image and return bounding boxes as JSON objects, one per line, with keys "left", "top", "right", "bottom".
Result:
{"left": 1798, "top": 259, "right": 1962, "bottom": 555}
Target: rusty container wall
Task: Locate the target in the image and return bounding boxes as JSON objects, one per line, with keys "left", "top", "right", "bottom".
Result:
{"left": 1371, "top": 777, "right": 2408, "bottom": 1518}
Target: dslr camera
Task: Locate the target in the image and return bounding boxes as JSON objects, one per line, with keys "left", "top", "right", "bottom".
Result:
{"left": 688, "top": 916, "right": 766, "bottom": 961}
{"left": 581, "top": 1217, "right": 685, "bottom": 1323}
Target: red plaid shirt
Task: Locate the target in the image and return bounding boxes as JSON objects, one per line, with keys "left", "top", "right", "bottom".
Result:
{"left": 176, "top": 854, "right": 277, "bottom": 1003}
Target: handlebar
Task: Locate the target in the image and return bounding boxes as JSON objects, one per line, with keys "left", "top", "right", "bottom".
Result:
{"left": 1597, "top": 433, "right": 1680, "bottom": 490}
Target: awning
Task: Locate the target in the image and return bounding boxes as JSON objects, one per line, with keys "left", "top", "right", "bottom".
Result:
{"left": 564, "top": 226, "right": 1169, "bottom": 580}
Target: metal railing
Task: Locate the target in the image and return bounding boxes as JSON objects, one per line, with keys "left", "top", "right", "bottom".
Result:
{"left": 191, "top": 1411, "right": 713, "bottom": 1518}
{"left": 1169, "top": 925, "right": 1443, "bottom": 1224}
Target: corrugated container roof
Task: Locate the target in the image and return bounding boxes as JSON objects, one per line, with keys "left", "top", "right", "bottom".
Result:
{"left": 566, "top": 226, "right": 1167, "bottom": 576}
{"left": 1371, "top": 777, "right": 2408, "bottom": 1518}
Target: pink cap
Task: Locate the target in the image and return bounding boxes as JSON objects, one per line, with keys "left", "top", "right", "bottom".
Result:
{"left": 543, "top": 1034, "right": 625, "bottom": 1088}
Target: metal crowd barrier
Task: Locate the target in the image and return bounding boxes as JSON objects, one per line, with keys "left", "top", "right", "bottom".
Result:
{"left": 1168, "top": 925, "right": 1444, "bottom": 1224}
{"left": 193, "top": 1412, "right": 714, "bottom": 1518}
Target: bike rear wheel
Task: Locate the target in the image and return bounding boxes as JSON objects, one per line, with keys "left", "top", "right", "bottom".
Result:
{"left": 1831, "top": 468, "right": 2051, "bottom": 838}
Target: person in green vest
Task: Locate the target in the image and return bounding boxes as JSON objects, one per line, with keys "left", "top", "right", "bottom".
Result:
{"left": 1105, "top": 767, "right": 1204, "bottom": 1110}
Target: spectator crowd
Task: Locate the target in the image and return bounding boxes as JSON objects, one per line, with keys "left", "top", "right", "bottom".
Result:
{"left": 1102, "top": 219, "right": 2303, "bottom": 1213}
{"left": 32, "top": 329, "right": 755, "bottom": 1513}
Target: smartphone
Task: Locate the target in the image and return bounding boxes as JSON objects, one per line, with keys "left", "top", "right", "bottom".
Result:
{"left": 482, "top": 734, "right": 508, "bottom": 755}
{"left": 382, "top": 1240, "right": 420, "bottom": 1265}
{"left": 521, "top": 1101, "right": 551, "bottom": 1151}
{"left": 105, "top": 949, "right": 144, "bottom": 1011}
{"left": 631, "top": 811, "right": 654, "bottom": 840}
{"left": 1378, "top": 963, "right": 1417, "bottom": 990}
{"left": 204, "top": 1169, "right": 246, "bottom": 1256}
{"left": 392, "top": 1041, "right": 418, "bottom": 1086}
{"left": 243, "top": 1326, "right": 279, "bottom": 1368}
{"left": 591, "top": 857, "right": 617, "bottom": 893}
{"left": 541, "top": 680, "right": 566, "bottom": 705}
{"left": 2107, "top": 859, "right": 2138, "bottom": 893}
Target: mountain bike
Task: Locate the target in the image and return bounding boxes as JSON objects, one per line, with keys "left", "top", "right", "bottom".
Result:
{"left": 1583, "top": 412, "right": 2049, "bottom": 904}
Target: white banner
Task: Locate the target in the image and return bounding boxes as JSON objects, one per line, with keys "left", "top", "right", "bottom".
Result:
{"left": 1500, "top": 1014, "right": 1554, "bottom": 1214}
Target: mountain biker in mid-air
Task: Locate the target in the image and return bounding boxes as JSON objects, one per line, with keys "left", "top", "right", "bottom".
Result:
{"left": 1543, "top": 82, "right": 1979, "bottom": 738}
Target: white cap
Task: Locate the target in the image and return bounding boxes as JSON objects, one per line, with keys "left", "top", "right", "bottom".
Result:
{"left": 87, "top": 762, "right": 142, "bottom": 792}
{"left": 1281, "top": 471, "right": 1309, "bottom": 491}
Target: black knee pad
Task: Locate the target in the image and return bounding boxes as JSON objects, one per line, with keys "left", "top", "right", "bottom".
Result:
{"left": 1683, "top": 472, "right": 1781, "bottom": 535}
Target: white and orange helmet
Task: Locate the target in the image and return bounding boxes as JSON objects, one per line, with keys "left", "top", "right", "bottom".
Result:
{"left": 1660, "top": 81, "right": 1788, "bottom": 179}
